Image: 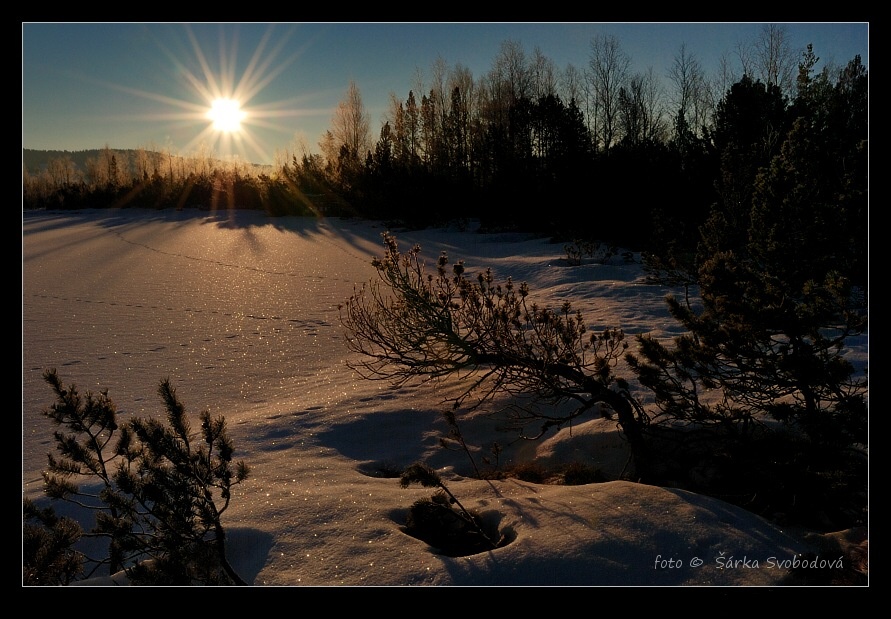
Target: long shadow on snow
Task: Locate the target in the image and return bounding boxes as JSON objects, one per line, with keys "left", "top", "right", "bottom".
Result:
{"left": 314, "top": 407, "right": 473, "bottom": 477}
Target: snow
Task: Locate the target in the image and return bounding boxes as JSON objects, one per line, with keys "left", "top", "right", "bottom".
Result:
{"left": 22, "top": 208, "right": 868, "bottom": 586}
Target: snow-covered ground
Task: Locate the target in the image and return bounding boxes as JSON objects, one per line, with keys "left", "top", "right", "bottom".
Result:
{"left": 22, "top": 208, "right": 868, "bottom": 586}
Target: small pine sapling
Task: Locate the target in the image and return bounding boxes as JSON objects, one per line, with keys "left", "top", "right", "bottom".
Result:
{"left": 33, "top": 368, "right": 250, "bottom": 585}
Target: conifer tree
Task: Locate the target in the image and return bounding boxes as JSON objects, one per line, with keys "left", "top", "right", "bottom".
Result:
{"left": 31, "top": 369, "right": 250, "bottom": 585}
{"left": 624, "top": 57, "right": 867, "bottom": 526}
{"left": 340, "top": 233, "right": 651, "bottom": 477}
{"left": 23, "top": 498, "right": 84, "bottom": 585}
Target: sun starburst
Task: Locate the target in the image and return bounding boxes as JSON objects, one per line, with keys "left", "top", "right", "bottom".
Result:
{"left": 208, "top": 98, "right": 246, "bottom": 133}
{"left": 90, "top": 24, "right": 328, "bottom": 165}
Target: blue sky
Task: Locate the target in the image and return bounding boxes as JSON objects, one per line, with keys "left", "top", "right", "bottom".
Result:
{"left": 22, "top": 22, "right": 869, "bottom": 166}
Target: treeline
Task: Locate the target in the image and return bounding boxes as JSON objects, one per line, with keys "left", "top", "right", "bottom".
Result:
{"left": 22, "top": 29, "right": 868, "bottom": 290}
{"left": 22, "top": 146, "right": 332, "bottom": 217}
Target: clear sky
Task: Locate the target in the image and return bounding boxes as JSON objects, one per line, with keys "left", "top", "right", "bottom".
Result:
{"left": 22, "top": 22, "right": 869, "bottom": 166}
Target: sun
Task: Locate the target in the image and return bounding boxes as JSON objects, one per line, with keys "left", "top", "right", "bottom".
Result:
{"left": 103, "top": 25, "right": 310, "bottom": 163}
{"left": 207, "top": 98, "right": 246, "bottom": 133}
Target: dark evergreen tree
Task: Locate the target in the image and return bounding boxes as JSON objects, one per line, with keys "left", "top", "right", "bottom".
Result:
{"left": 32, "top": 369, "right": 251, "bottom": 585}
{"left": 23, "top": 498, "right": 84, "bottom": 585}
{"left": 702, "top": 75, "right": 790, "bottom": 259}
{"left": 625, "top": 58, "right": 868, "bottom": 529}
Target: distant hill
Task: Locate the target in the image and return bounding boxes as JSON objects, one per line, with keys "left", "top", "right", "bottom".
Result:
{"left": 23, "top": 148, "right": 274, "bottom": 176}
{"left": 23, "top": 149, "right": 107, "bottom": 173}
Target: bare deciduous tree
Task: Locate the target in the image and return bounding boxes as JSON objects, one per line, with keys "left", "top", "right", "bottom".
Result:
{"left": 530, "top": 46, "right": 558, "bottom": 99}
{"left": 321, "top": 80, "right": 371, "bottom": 167}
{"left": 480, "top": 40, "right": 529, "bottom": 129}
{"left": 559, "top": 62, "right": 585, "bottom": 107}
{"left": 47, "top": 155, "right": 78, "bottom": 188}
{"left": 619, "top": 67, "right": 667, "bottom": 145}
{"left": 667, "top": 44, "right": 711, "bottom": 138}
{"left": 586, "top": 33, "right": 630, "bottom": 152}
{"left": 753, "top": 24, "right": 797, "bottom": 96}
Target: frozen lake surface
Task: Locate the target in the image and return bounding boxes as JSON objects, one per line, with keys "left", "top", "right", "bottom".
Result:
{"left": 22, "top": 208, "right": 867, "bottom": 586}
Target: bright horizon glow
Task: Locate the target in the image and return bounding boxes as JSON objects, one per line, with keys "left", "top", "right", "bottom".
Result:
{"left": 208, "top": 98, "right": 246, "bottom": 133}
{"left": 23, "top": 25, "right": 319, "bottom": 165}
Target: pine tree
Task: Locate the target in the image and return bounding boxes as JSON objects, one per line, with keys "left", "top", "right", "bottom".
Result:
{"left": 340, "top": 233, "right": 651, "bottom": 478}
{"left": 624, "top": 58, "right": 868, "bottom": 528}
{"left": 629, "top": 56, "right": 867, "bottom": 446}
{"left": 32, "top": 369, "right": 250, "bottom": 585}
{"left": 23, "top": 498, "right": 84, "bottom": 585}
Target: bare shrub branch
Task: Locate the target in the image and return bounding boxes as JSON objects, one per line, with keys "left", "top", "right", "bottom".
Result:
{"left": 340, "top": 233, "right": 650, "bottom": 471}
